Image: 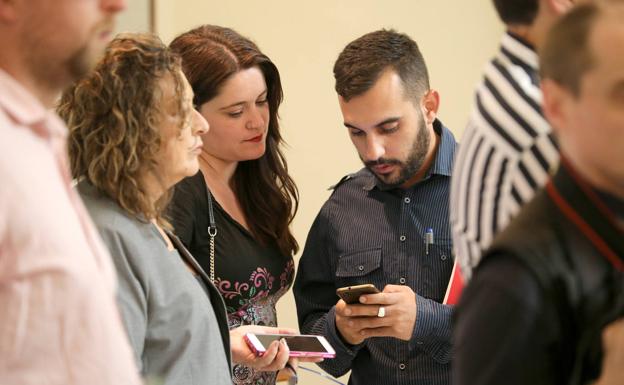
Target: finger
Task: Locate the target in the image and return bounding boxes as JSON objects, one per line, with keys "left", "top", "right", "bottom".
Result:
{"left": 359, "top": 292, "right": 399, "bottom": 305}
{"left": 268, "top": 339, "right": 290, "bottom": 371}
{"left": 260, "top": 339, "right": 289, "bottom": 372}
{"left": 348, "top": 315, "right": 393, "bottom": 330}
{"left": 360, "top": 326, "right": 395, "bottom": 338}
{"left": 288, "top": 357, "right": 299, "bottom": 370}
{"left": 335, "top": 300, "right": 350, "bottom": 316}
{"left": 604, "top": 318, "right": 624, "bottom": 338}
{"left": 345, "top": 304, "right": 386, "bottom": 317}
{"left": 298, "top": 356, "right": 324, "bottom": 363}
{"left": 271, "top": 327, "right": 298, "bottom": 335}
{"left": 382, "top": 284, "right": 411, "bottom": 293}
{"left": 253, "top": 340, "right": 280, "bottom": 368}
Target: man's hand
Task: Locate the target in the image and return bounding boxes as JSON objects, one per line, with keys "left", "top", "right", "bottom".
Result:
{"left": 335, "top": 284, "right": 417, "bottom": 343}
{"left": 593, "top": 318, "right": 624, "bottom": 385}
{"left": 355, "top": 284, "right": 417, "bottom": 341}
{"left": 335, "top": 299, "right": 371, "bottom": 345}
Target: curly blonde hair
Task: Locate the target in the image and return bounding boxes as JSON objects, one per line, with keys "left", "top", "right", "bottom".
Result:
{"left": 58, "top": 33, "right": 189, "bottom": 225}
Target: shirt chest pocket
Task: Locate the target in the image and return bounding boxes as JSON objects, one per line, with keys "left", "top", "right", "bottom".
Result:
{"left": 421, "top": 238, "right": 454, "bottom": 301}
{"left": 430, "top": 238, "right": 453, "bottom": 263}
{"left": 335, "top": 248, "right": 383, "bottom": 289}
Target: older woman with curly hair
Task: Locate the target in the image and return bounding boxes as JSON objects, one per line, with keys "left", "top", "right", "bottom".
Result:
{"left": 57, "top": 33, "right": 291, "bottom": 385}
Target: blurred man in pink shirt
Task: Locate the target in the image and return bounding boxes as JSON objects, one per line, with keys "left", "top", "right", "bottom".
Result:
{"left": 0, "top": 1, "right": 142, "bottom": 384}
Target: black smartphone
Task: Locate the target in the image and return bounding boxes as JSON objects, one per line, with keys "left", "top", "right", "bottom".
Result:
{"left": 336, "top": 284, "right": 380, "bottom": 304}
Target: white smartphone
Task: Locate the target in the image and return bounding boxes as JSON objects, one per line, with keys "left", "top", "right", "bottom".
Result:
{"left": 244, "top": 333, "right": 336, "bottom": 358}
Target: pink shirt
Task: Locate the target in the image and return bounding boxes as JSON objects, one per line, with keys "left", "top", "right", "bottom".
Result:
{"left": 0, "top": 69, "right": 142, "bottom": 385}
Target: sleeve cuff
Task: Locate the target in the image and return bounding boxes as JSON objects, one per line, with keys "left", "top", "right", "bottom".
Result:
{"left": 409, "top": 295, "right": 453, "bottom": 364}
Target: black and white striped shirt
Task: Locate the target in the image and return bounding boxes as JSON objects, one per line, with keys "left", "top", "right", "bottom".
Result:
{"left": 294, "top": 121, "right": 456, "bottom": 385}
{"left": 450, "top": 33, "right": 559, "bottom": 280}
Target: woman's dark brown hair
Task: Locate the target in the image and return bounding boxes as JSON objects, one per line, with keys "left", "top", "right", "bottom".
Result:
{"left": 58, "top": 33, "right": 189, "bottom": 227}
{"left": 170, "top": 25, "right": 299, "bottom": 256}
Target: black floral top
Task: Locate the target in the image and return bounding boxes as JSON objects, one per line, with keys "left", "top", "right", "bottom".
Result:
{"left": 169, "top": 171, "right": 294, "bottom": 385}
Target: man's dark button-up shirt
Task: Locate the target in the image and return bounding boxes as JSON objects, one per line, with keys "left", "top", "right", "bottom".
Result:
{"left": 294, "top": 120, "right": 457, "bottom": 385}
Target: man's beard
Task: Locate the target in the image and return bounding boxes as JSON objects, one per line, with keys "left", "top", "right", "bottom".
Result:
{"left": 364, "top": 115, "right": 430, "bottom": 189}
{"left": 25, "top": 19, "right": 112, "bottom": 97}
{"left": 65, "top": 19, "right": 114, "bottom": 82}
{"left": 65, "top": 44, "right": 95, "bottom": 82}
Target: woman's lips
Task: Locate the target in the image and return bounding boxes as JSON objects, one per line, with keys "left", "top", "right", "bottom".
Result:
{"left": 190, "top": 139, "right": 203, "bottom": 154}
{"left": 246, "top": 134, "right": 263, "bottom": 143}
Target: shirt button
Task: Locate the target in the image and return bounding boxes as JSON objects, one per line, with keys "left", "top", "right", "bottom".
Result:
{"left": 358, "top": 265, "right": 365, "bottom": 271}
{"left": 399, "top": 363, "right": 406, "bottom": 370}
{"left": 417, "top": 341, "right": 424, "bottom": 345}
{"left": 399, "top": 277, "right": 406, "bottom": 284}
{"left": 399, "top": 235, "right": 406, "bottom": 242}
{"left": 404, "top": 197, "right": 411, "bottom": 204}
{"left": 441, "top": 255, "right": 447, "bottom": 261}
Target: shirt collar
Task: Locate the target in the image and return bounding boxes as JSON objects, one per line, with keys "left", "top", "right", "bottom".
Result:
{"left": 594, "top": 187, "right": 624, "bottom": 223}
{"left": 0, "top": 68, "right": 67, "bottom": 141}
{"left": 363, "top": 119, "right": 457, "bottom": 191}
{"left": 428, "top": 119, "right": 456, "bottom": 177}
{"left": 500, "top": 32, "right": 539, "bottom": 74}
{"left": 550, "top": 158, "right": 624, "bottom": 267}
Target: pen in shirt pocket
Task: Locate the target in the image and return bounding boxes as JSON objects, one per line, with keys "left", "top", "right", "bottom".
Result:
{"left": 425, "top": 228, "right": 434, "bottom": 255}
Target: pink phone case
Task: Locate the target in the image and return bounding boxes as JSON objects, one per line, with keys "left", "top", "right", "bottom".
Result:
{"left": 244, "top": 334, "right": 336, "bottom": 359}
{"left": 243, "top": 334, "right": 266, "bottom": 356}
{"left": 287, "top": 350, "right": 336, "bottom": 359}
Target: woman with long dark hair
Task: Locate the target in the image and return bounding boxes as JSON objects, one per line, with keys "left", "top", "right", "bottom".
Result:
{"left": 59, "top": 33, "right": 292, "bottom": 385}
{"left": 168, "top": 25, "right": 301, "bottom": 384}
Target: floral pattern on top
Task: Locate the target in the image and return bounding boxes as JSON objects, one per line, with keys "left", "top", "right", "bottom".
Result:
{"left": 215, "top": 259, "right": 295, "bottom": 385}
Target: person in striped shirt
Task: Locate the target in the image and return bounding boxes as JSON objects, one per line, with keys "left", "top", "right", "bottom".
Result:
{"left": 454, "top": 2, "right": 624, "bottom": 383}
{"left": 450, "top": 0, "right": 576, "bottom": 280}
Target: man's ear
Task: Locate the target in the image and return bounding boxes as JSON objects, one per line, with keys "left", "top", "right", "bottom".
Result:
{"left": 541, "top": 78, "right": 572, "bottom": 136}
{"left": 421, "top": 90, "right": 440, "bottom": 125}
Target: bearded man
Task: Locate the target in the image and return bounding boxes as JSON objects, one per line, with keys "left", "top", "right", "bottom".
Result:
{"left": 294, "top": 29, "right": 457, "bottom": 385}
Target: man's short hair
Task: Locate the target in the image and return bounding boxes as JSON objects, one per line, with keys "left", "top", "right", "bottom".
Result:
{"left": 492, "top": 0, "right": 539, "bottom": 25}
{"left": 539, "top": 1, "right": 624, "bottom": 95}
{"left": 333, "top": 29, "right": 430, "bottom": 102}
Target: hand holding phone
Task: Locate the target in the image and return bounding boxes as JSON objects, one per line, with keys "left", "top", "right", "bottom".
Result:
{"left": 244, "top": 333, "right": 336, "bottom": 359}
{"left": 334, "top": 284, "right": 381, "bottom": 345}
{"left": 230, "top": 325, "right": 293, "bottom": 371}
{"left": 342, "top": 284, "right": 417, "bottom": 342}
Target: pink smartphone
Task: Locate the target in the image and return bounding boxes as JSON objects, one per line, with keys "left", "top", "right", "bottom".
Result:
{"left": 244, "top": 333, "right": 336, "bottom": 359}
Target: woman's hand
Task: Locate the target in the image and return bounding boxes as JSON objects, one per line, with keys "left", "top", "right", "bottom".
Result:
{"left": 230, "top": 325, "right": 326, "bottom": 374}
{"left": 230, "top": 325, "right": 294, "bottom": 372}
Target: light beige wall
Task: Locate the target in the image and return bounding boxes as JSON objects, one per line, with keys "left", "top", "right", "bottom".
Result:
{"left": 156, "top": 2, "right": 503, "bottom": 383}
{"left": 115, "top": 0, "right": 151, "bottom": 34}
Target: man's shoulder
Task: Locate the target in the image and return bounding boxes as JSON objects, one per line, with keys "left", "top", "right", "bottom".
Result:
{"left": 315, "top": 169, "right": 375, "bottom": 219}
{"left": 484, "top": 190, "right": 565, "bottom": 281}
{"left": 327, "top": 168, "right": 372, "bottom": 194}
